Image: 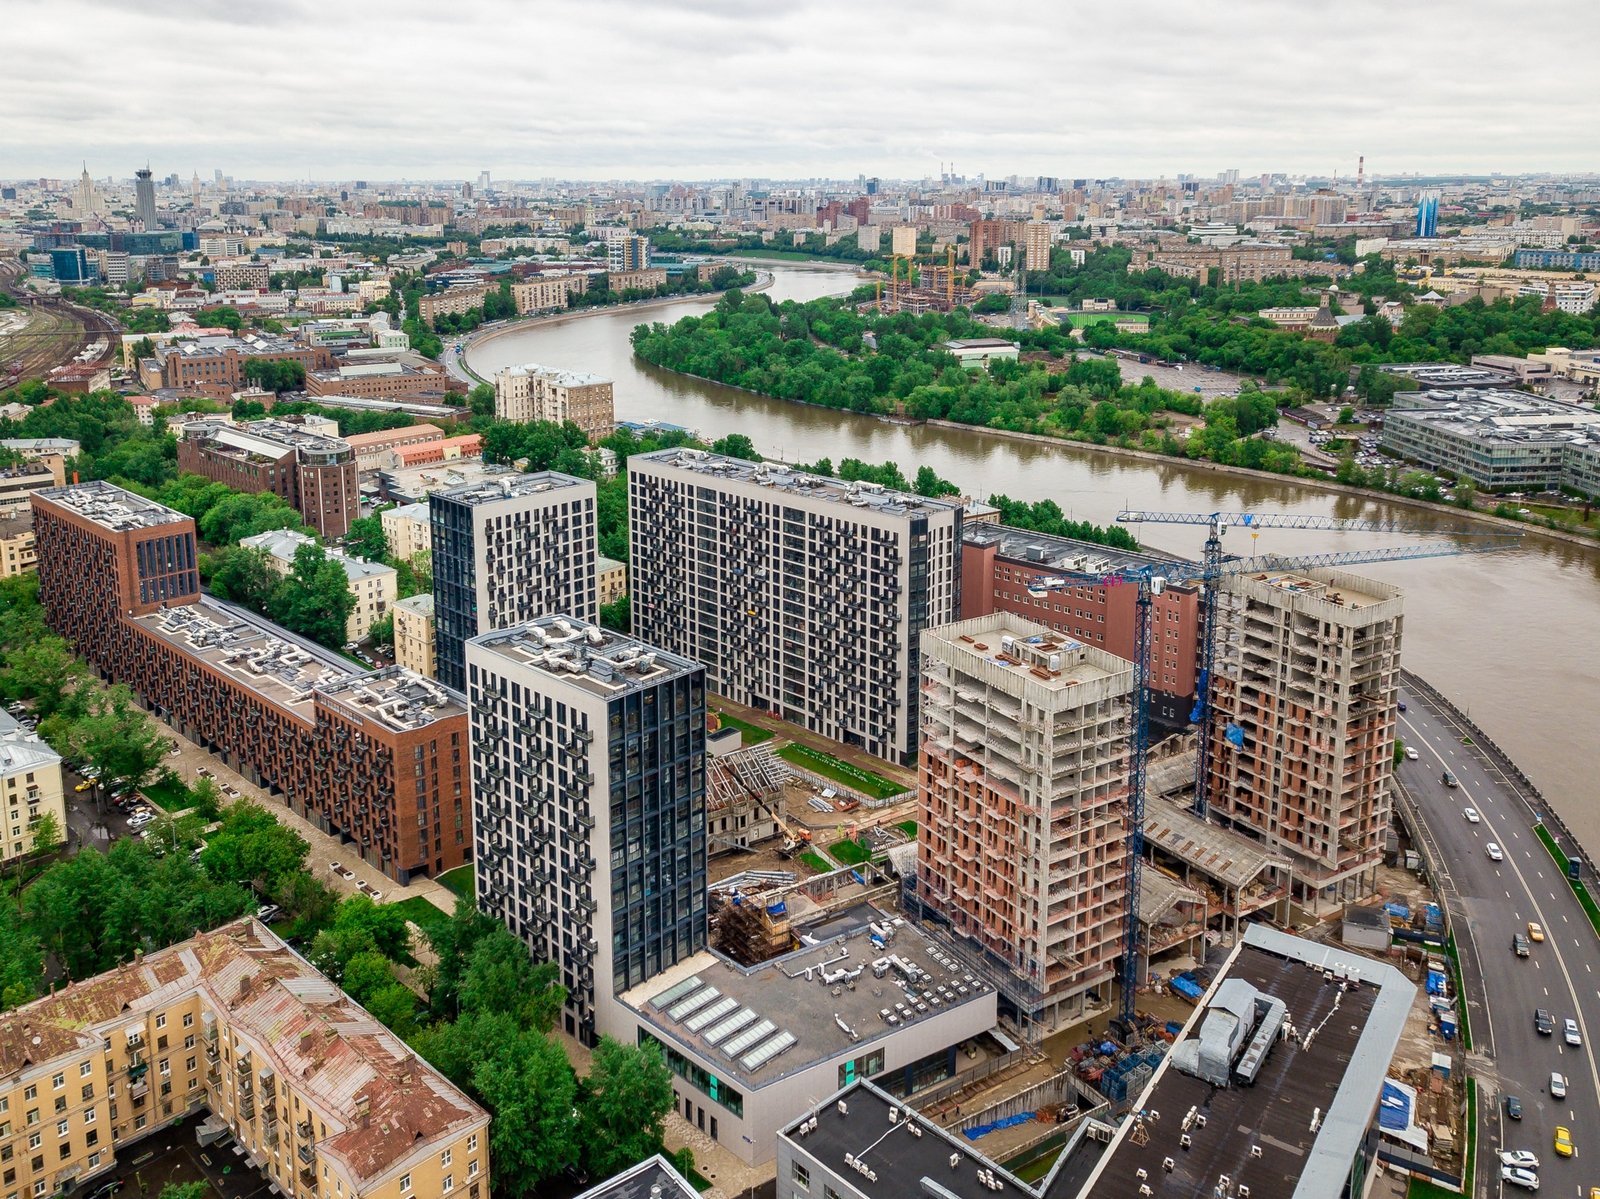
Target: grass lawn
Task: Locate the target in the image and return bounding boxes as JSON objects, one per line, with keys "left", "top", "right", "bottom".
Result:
{"left": 799, "top": 851, "right": 833, "bottom": 873}
{"left": 436, "top": 865, "right": 475, "bottom": 901}
{"left": 1059, "top": 311, "right": 1125, "bottom": 326}
{"left": 712, "top": 710, "right": 773, "bottom": 745}
{"left": 897, "top": 820, "right": 918, "bottom": 838}
{"left": 777, "top": 743, "right": 907, "bottom": 801}
{"left": 140, "top": 777, "right": 193, "bottom": 812}
{"left": 387, "top": 895, "right": 450, "bottom": 931}
{"left": 1444, "top": 933, "right": 1472, "bottom": 1050}
{"left": 1534, "top": 822, "right": 1600, "bottom": 935}
{"left": 829, "top": 839, "right": 871, "bottom": 866}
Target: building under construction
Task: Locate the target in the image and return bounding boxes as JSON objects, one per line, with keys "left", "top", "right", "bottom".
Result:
{"left": 913, "top": 613, "right": 1134, "bottom": 1033}
{"left": 875, "top": 254, "right": 975, "bottom": 314}
{"left": 705, "top": 741, "right": 787, "bottom": 855}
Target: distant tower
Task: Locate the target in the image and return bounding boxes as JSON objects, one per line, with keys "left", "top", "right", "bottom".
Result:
{"left": 74, "top": 164, "right": 101, "bottom": 218}
{"left": 191, "top": 170, "right": 201, "bottom": 197}
{"left": 1357, "top": 155, "right": 1365, "bottom": 189}
{"left": 1415, "top": 189, "right": 1439, "bottom": 239}
{"left": 134, "top": 167, "right": 157, "bottom": 228}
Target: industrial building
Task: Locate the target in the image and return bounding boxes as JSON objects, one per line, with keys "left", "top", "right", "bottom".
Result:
{"left": 493, "top": 362, "right": 616, "bottom": 442}
{"left": 466, "top": 615, "right": 708, "bottom": 1046}
{"left": 0, "top": 918, "right": 489, "bottom": 1199}
{"left": 31, "top": 482, "right": 469, "bottom": 884}
{"left": 1380, "top": 389, "right": 1600, "bottom": 494}
{"left": 1206, "top": 568, "right": 1402, "bottom": 906}
{"left": 177, "top": 418, "right": 359, "bottom": 538}
{"left": 429, "top": 471, "right": 599, "bottom": 692}
{"left": 913, "top": 614, "right": 1133, "bottom": 1033}
{"left": 627, "top": 450, "right": 963, "bottom": 767}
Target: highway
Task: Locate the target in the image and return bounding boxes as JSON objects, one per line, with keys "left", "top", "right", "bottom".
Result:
{"left": 1397, "top": 681, "right": 1600, "bottom": 1197}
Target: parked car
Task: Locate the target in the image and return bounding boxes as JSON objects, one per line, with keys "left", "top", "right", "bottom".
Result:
{"left": 1550, "top": 1071, "right": 1566, "bottom": 1098}
{"left": 1504, "top": 1094, "right": 1522, "bottom": 1120}
{"left": 1536, "top": 1009, "right": 1554, "bottom": 1035}
{"left": 256, "top": 904, "right": 281, "bottom": 923}
{"left": 83, "top": 1181, "right": 124, "bottom": 1199}
{"left": 1514, "top": 934, "right": 1530, "bottom": 957}
{"left": 1463, "top": 807, "right": 1480, "bottom": 823}
{"left": 1486, "top": 843, "right": 1503, "bottom": 861}
{"left": 1499, "top": 1151, "right": 1540, "bottom": 1170}
{"left": 1502, "top": 1166, "right": 1539, "bottom": 1192}
{"left": 1528, "top": 922, "right": 1544, "bottom": 942}
{"left": 1563, "top": 1018, "right": 1581, "bottom": 1047}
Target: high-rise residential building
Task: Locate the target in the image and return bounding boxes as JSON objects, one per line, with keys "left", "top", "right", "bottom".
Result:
{"left": 466, "top": 615, "right": 707, "bottom": 1046}
{"left": 890, "top": 225, "right": 918, "bottom": 256}
{"left": 177, "top": 417, "right": 358, "bottom": 538}
{"left": 430, "top": 472, "right": 599, "bottom": 693}
{"left": 628, "top": 450, "right": 963, "bottom": 767}
{"left": 607, "top": 234, "right": 650, "bottom": 272}
{"left": 134, "top": 167, "right": 157, "bottom": 228}
{"left": 1207, "top": 568, "right": 1402, "bottom": 908}
{"left": 493, "top": 363, "right": 616, "bottom": 443}
{"left": 1023, "top": 220, "right": 1052, "bottom": 271}
{"left": 915, "top": 613, "right": 1133, "bottom": 1031}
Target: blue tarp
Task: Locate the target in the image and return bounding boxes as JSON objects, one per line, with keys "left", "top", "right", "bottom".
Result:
{"left": 1225, "top": 722, "right": 1245, "bottom": 748}
{"left": 1426, "top": 970, "right": 1448, "bottom": 996}
{"left": 1171, "top": 975, "right": 1204, "bottom": 1000}
{"left": 1384, "top": 902, "right": 1410, "bottom": 921}
{"left": 1423, "top": 904, "right": 1444, "bottom": 927}
{"left": 1379, "top": 1081, "right": 1410, "bottom": 1132}
{"left": 964, "top": 1113, "right": 1035, "bottom": 1140}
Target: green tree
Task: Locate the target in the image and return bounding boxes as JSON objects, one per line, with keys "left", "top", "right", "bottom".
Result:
{"left": 275, "top": 871, "right": 341, "bottom": 941}
{"left": 1, "top": 637, "right": 90, "bottom": 719}
{"left": 576, "top": 1037, "right": 676, "bottom": 1178}
{"left": 470, "top": 1025, "right": 578, "bottom": 1196}
{"left": 423, "top": 897, "right": 499, "bottom": 1014}
{"left": 200, "top": 801, "right": 311, "bottom": 892}
{"left": 369, "top": 612, "right": 394, "bottom": 649}
{"left": 598, "top": 595, "right": 629, "bottom": 634}
{"left": 308, "top": 894, "right": 412, "bottom": 980}
{"left": 269, "top": 542, "right": 356, "bottom": 648}
{"left": 913, "top": 465, "right": 960, "bottom": 497}
{"left": 460, "top": 925, "right": 566, "bottom": 1032}
{"left": 159, "top": 1182, "right": 208, "bottom": 1199}
{"left": 468, "top": 383, "right": 496, "bottom": 417}
{"left": 243, "top": 359, "right": 307, "bottom": 393}
{"left": 77, "top": 685, "right": 171, "bottom": 791}
{"left": 341, "top": 949, "right": 401, "bottom": 1004}
{"left": 345, "top": 514, "right": 390, "bottom": 562}
{"left": 27, "top": 810, "right": 63, "bottom": 859}
{"left": 710, "top": 433, "right": 761, "bottom": 461}
{"left": 0, "top": 897, "right": 43, "bottom": 1008}
{"left": 204, "top": 545, "right": 282, "bottom": 612}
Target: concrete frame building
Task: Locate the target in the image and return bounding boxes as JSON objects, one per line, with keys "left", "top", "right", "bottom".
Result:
{"left": 0, "top": 918, "right": 489, "bottom": 1199}
{"left": 466, "top": 615, "right": 708, "bottom": 1047}
{"left": 1022, "top": 220, "right": 1052, "bottom": 271}
{"left": 493, "top": 363, "right": 616, "bottom": 443}
{"left": 156, "top": 334, "right": 329, "bottom": 397}
{"left": 627, "top": 450, "right": 963, "bottom": 768}
{"left": 177, "top": 419, "right": 359, "bottom": 539}
{"left": 429, "top": 471, "right": 599, "bottom": 693}
{"left": 915, "top": 614, "right": 1133, "bottom": 1031}
{"left": 1207, "top": 568, "right": 1402, "bottom": 907}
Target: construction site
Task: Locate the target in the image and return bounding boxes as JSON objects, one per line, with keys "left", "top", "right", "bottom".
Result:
{"left": 871, "top": 249, "right": 976, "bottom": 314}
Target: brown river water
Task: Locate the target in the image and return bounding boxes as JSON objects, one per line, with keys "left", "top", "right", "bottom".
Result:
{"left": 467, "top": 262, "right": 1599, "bottom": 852}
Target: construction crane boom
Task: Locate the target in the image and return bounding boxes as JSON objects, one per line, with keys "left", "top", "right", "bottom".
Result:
{"left": 1024, "top": 529, "right": 1520, "bottom": 1023}
{"left": 1118, "top": 509, "right": 1507, "bottom": 536}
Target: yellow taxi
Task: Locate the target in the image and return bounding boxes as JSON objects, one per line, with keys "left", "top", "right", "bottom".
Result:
{"left": 75, "top": 779, "right": 94, "bottom": 792}
{"left": 1554, "top": 1126, "right": 1572, "bottom": 1157}
{"left": 1529, "top": 921, "right": 1545, "bottom": 943}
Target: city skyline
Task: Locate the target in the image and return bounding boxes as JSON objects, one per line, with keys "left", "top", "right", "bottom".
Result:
{"left": 5, "top": 0, "right": 1598, "bottom": 180}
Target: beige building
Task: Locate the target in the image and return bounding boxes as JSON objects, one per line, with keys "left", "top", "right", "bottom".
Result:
{"left": 511, "top": 274, "right": 588, "bottom": 314}
{"left": 418, "top": 286, "right": 489, "bottom": 326}
{"left": 392, "top": 593, "right": 436, "bottom": 679}
{"left": 596, "top": 555, "right": 626, "bottom": 606}
{"left": 1023, "top": 221, "right": 1052, "bottom": 271}
{"left": 606, "top": 268, "right": 667, "bottom": 293}
{"left": 889, "top": 225, "right": 918, "bottom": 257}
{"left": 2, "top": 708, "right": 65, "bottom": 862}
{"left": 0, "top": 512, "right": 38, "bottom": 577}
{"left": 0, "top": 919, "right": 489, "bottom": 1199}
{"left": 492, "top": 362, "right": 615, "bottom": 443}
{"left": 381, "top": 502, "right": 433, "bottom": 563}
{"left": 239, "top": 528, "right": 397, "bottom": 642}
{"left": 344, "top": 426, "right": 445, "bottom": 471}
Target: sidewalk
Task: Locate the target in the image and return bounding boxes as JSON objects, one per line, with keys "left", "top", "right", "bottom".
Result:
{"left": 155, "top": 715, "right": 458, "bottom": 918}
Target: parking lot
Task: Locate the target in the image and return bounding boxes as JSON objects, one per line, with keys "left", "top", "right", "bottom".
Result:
{"left": 90, "top": 1113, "right": 275, "bottom": 1199}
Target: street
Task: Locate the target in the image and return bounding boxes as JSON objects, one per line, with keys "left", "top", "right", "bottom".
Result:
{"left": 1397, "top": 683, "right": 1600, "bottom": 1196}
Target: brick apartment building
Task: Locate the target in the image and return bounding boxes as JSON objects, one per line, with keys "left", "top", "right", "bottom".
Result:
{"left": 343, "top": 424, "right": 445, "bottom": 470}
{"left": 512, "top": 274, "right": 588, "bottom": 313}
{"left": 492, "top": 362, "right": 615, "bottom": 442}
{"left": 418, "top": 286, "right": 489, "bottom": 325}
{"left": 967, "top": 220, "right": 1024, "bottom": 266}
{"left": 176, "top": 418, "right": 359, "bottom": 538}
{"left": 31, "top": 482, "right": 470, "bottom": 883}
{"left": 157, "top": 334, "right": 330, "bottom": 397}
{"left": 959, "top": 524, "right": 1201, "bottom": 732}
{"left": 305, "top": 361, "right": 448, "bottom": 401}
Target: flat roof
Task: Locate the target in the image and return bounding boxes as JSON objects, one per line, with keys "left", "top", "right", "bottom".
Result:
{"left": 1078, "top": 926, "right": 1415, "bottom": 1199}
{"left": 432, "top": 469, "right": 591, "bottom": 507}
{"left": 1137, "top": 870, "right": 1205, "bottom": 926}
{"left": 623, "top": 902, "right": 994, "bottom": 1089}
{"left": 963, "top": 522, "right": 1190, "bottom": 575}
{"left": 378, "top": 459, "right": 525, "bottom": 502}
{"left": 36, "top": 479, "right": 193, "bottom": 533}
{"left": 133, "top": 596, "right": 355, "bottom": 718}
{"left": 571, "top": 1156, "right": 697, "bottom": 1199}
{"left": 316, "top": 666, "right": 465, "bottom": 731}
{"left": 1236, "top": 568, "right": 1391, "bottom": 612}
{"left": 469, "top": 615, "right": 699, "bottom": 700}
{"left": 1143, "top": 798, "right": 1292, "bottom": 889}
{"left": 497, "top": 361, "right": 611, "bottom": 387}
{"left": 1385, "top": 387, "right": 1600, "bottom": 445}
{"left": 926, "top": 614, "right": 1126, "bottom": 698}
{"left": 184, "top": 418, "right": 350, "bottom": 458}
{"left": 633, "top": 448, "right": 963, "bottom": 520}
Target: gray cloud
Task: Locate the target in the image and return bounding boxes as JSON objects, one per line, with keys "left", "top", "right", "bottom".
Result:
{"left": 4, "top": 0, "right": 1597, "bottom": 180}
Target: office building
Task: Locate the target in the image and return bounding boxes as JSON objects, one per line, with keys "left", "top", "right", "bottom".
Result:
{"left": 915, "top": 614, "right": 1132, "bottom": 1029}
{"left": 134, "top": 166, "right": 157, "bottom": 228}
{"left": 466, "top": 615, "right": 707, "bottom": 1046}
{"left": 1514, "top": 248, "right": 1600, "bottom": 272}
{"left": 780, "top": 925, "right": 1414, "bottom": 1199}
{"left": 0, "top": 512, "right": 38, "bottom": 577}
{"left": 1380, "top": 389, "right": 1600, "bottom": 492}
{"left": 381, "top": 500, "right": 433, "bottom": 561}
{"left": 0, "top": 918, "right": 489, "bottom": 1199}
{"left": 493, "top": 363, "right": 615, "bottom": 442}
{"left": 1207, "top": 567, "right": 1402, "bottom": 906}
{"left": 239, "top": 528, "right": 396, "bottom": 642}
{"left": 628, "top": 450, "right": 963, "bottom": 767}
{"left": 31, "top": 482, "right": 469, "bottom": 883}
{"left": 214, "top": 260, "right": 270, "bottom": 290}
{"left": 49, "top": 246, "right": 96, "bottom": 284}
{"left": 1415, "top": 189, "right": 1439, "bottom": 239}
{"left": 430, "top": 472, "right": 599, "bottom": 692}
{"left": 0, "top": 707, "right": 65, "bottom": 862}
{"left": 607, "top": 234, "right": 651, "bottom": 273}
{"left": 394, "top": 593, "right": 437, "bottom": 678}
{"left": 1023, "top": 220, "right": 1052, "bottom": 271}
{"left": 346, "top": 425, "right": 446, "bottom": 471}
{"left": 306, "top": 361, "right": 448, "bottom": 401}
{"left": 178, "top": 418, "right": 359, "bottom": 538}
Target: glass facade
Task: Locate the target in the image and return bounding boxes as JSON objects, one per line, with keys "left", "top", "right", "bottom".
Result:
{"left": 430, "top": 493, "right": 477, "bottom": 692}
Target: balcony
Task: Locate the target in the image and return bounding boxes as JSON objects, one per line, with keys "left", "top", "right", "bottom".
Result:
{"left": 297, "top": 1143, "right": 317, "bottom": 1167}
{"left": 296, "top": 1119, "right": 314, "bottom": 1140}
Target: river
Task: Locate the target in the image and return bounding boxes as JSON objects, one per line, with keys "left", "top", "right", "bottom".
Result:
{"left": 468, "top": 261, "right": 1599, "bottom": 853}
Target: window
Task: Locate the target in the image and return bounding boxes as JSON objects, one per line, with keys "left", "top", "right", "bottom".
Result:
{"left": 183, "top": 1014, "right": 193, "bottom": 1028}
{"left": 184, "top": 1035, "right": 195, "bottom": 1050}
{"left": 792, "top": 1164, "right": 810, "bottom": 1189}
{"left": 440, "top": 1150, "right": 452, "bottom": 1168}
{"left": 50, "top": 1076, "right": 63, "bottom": 1091}
{"left": 155, "top": 1015, "right": 166, "bottom": 1030}
{"left": 399, "top": 1177, "right": 411, "bottom": 1193}
{"left": 55, "top": 1122, "right": 68, "bottom": 1138}
{"left": 824, "top": 1188, "right": 842, "bottom": 1199}
{"left": 78, "top": 1063, "right": 92, "bottom": 1079}
{"left": 467, "top": 1161, "right": 478, "bottom": 1179}
{"left": 83, "top": 1109, "right": 94, "bottom": 1125}
{"left": 466, "top": 1135, "right": 477, "bottom": 1153}
{"left": 441, "top": 1178, "right": 453, "bottom": 1195}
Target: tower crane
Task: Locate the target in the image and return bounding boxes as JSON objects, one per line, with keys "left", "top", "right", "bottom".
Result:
{"left": 1024, "top": 531, "right": 1520, "bottom": 1023}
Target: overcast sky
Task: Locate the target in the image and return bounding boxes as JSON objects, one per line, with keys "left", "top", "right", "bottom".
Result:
{"left": 7, "top": 0, "right": 1598, "bottom": 183}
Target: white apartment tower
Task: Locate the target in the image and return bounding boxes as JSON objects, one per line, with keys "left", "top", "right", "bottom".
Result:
{"left": 916, "top": 614, "right": 1133, "bottom": 1030}
{"left": 1207, "top": 568, "right": 1403, "bottom": 907}
{"left": 628, "top": 449, "right": 963, "bottom": 767}
{"left": 466, "top": 615, "right": 708, "bottom": 1046}
{"left": 430, "top": 471, "right": 599, "bottom": 693}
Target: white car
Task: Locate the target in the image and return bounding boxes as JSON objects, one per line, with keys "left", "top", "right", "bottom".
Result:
{"left": 1501, "top": 1166, "right": 1539, "bottom": 1192}
{"left": 1499, "top": 1150, "right": 1540, "bottom": 1170}
{"left": 1463, "top": 808, "right": 1480, "bottom": 823}
{"left": 1550, "top": 1071, "right": 1566, "bottom": 1099}
{"left": 1564, "top": 1018, "right": 1581, "bottom": 1047}
{"left": 1486, "top": 843, "right": 1503, "bottom": 861}
{"left": 1405, "top": 746, "right": 1418, "bottom": 760}
{"left": 127, "top": 812, "right": 156, "bottom": 828}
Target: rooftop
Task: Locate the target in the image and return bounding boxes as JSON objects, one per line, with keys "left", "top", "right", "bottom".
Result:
{"left": 1079, "top": 925, "right": 1415, "bottom": 1199}
{"left": 498, "top": 361, "right": 612, "bottom": 387}
{"left": 926, "top": 614, "right": 1129, "bottom": 700}
{"left": 133, "top": 595, "right": 354, "bottom": 718}
{"left": 385, "top": 502, "right": 432, "bottom": 523}
{"left": 377, "top": 459, "right": 526, "bottom": 504}
{"left": 572, "top": 1156, "right": 698, "bottom": 1199}
{"left": 0, "top": 707, "right": 62, "bottom": 774}
{"left": 963, "top": 522, "right": 1189, "bottom": 575}
{"left": 184, "top": 417, "right": 351, "bottom": 461}
{"left": 0, "top": 918, "right": 487, "bottom": 1187}
{"left": 1386, "top": 387, "right": 1600, "bottom": 445}
{"left": 1233, "top": 567, "right": 1396, "bottom": 614}
{"left": 622, "top": 901, "right": 994, "bottom": 1089}
{"left": 167, "top": 332, "right": 303, "bottom": 359}
{"left": 308, "top": 394, "right": 463, "bottom": 420}
{"left": 633, "top": 449, "right": 963, "bottom": 519}
{"left": 344, "top": 425, "right": 445, "bottom": 449}
{"left": 470, "top": 615, "right": 699, "bottom": 700}
{"left": 316, "top": 666, "right": 465, "bottom": 732}
{"left": 432, "top": 469, "right": 591, "bottom": 508}
{"left": 35, "top": 479, "right": 193, "bottom": 533}
{"left": 240, "top": 528, "right": 395, "bottom": 583}
{"left": 1, "top": 437, "right": 81, "bottom": 454}
{"left": 395, "top": 593, "right": 435, "bottom": 618}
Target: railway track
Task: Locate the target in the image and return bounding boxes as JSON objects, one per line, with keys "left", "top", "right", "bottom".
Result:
{"left": 0, "top": 260, "right": 122, "bottom": 384}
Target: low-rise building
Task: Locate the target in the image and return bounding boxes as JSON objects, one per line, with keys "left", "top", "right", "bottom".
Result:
{"left": 0, "top": 918, "right": 490, "bottom": 1199}
{"left": 0, "top": 512, "right": 38, "bottom": 577}
{"left": 596, "top": 554, "right": 626, "bottom": 605}
{"left": 240, "top": 527, "right": 397, "bottom": 642}
{"left": 940, "top": 338, "right": 1019, "bottom": 367}
{"left": 493, "top": 362, "right": 615, "bottom": 442}
{"left": 177, "top": 418, "right": 358, "bottom": 538}
{"left": 393, "top": 592, "right": 436, "bottom": 678}
{"left": 344, "top": 424, "right": 446, "bottom": 471}
{"left": 306, "top": 361, "right": 447, "bottom": 401}
{"left": 1, "top": 707, "right": 64, "bottom": 862}
{"left": 156, "top": 333, "right": 329, "bottom": 397}
{"left": 0, "top": 462, "right": 60, "bottom": 519}
{"left": 418, "top": 286, "right": 489, "bottom": 325}
{"left": 381, "top": 501, "right": 433, "bottom": 561}
{"left": 1380, "top": 388, "right": 1600, "bottom": 492}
